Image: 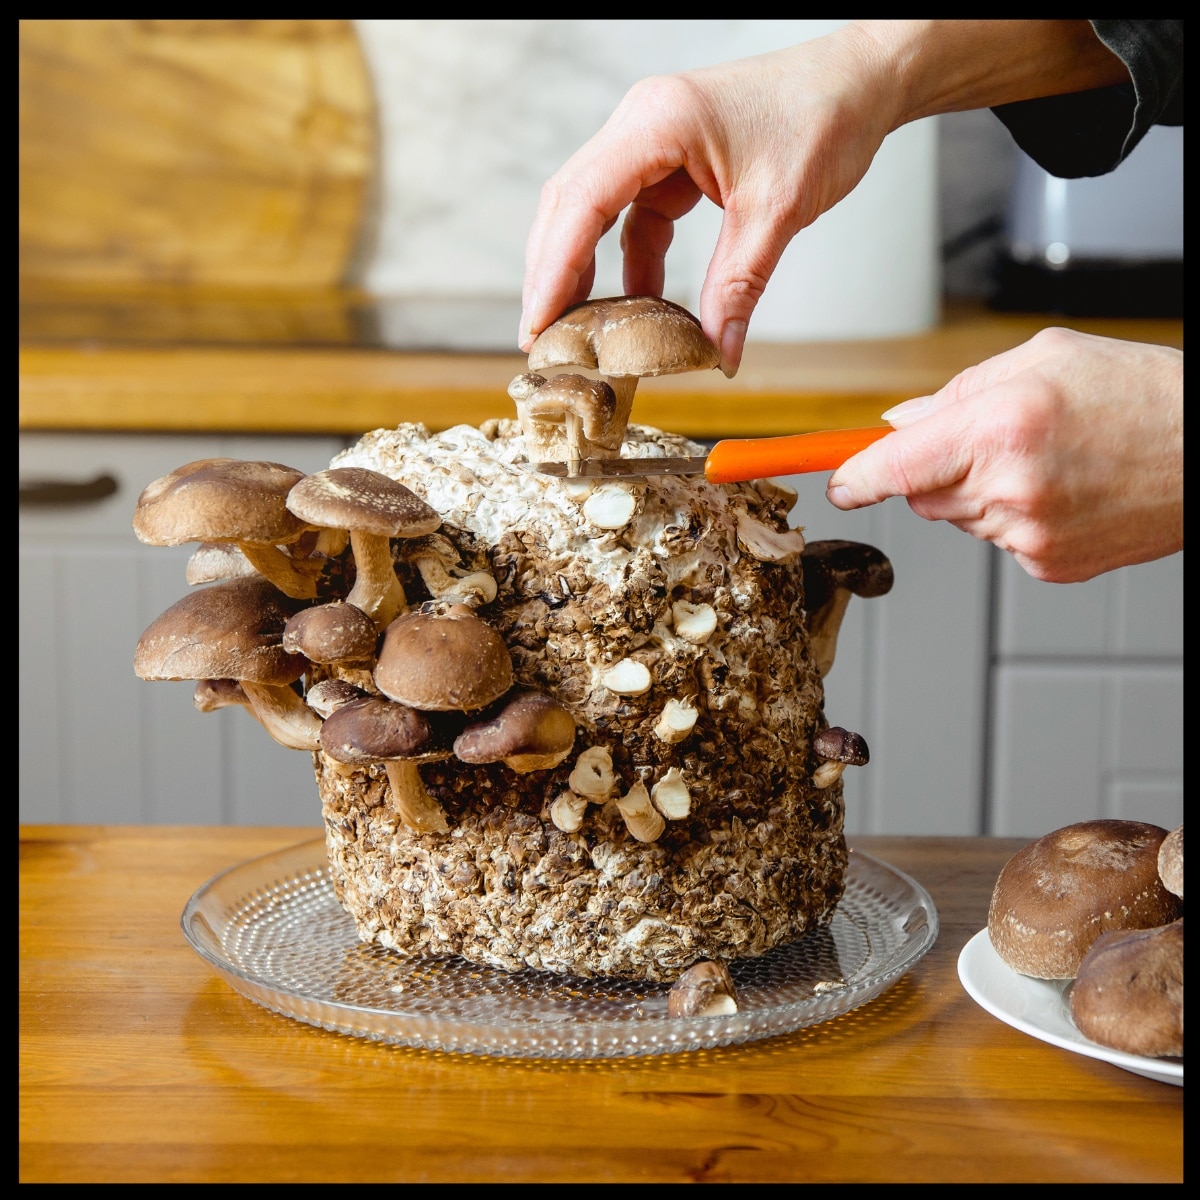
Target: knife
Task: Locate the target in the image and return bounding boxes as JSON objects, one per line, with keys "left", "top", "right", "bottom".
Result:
{"left": 533, "top": 426, "right": 891, "bottom": 484}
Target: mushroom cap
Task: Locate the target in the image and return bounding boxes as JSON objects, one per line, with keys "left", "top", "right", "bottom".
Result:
{"left": 667, "top": 959, "right": 739, "bottom": 1018}
{"left": 373, "top": 606, "right": 514, "bottom": 712}
{"left": 134, "top": 577, "right": 305, "bottom": 685}
{"left": 453, "top": 690, "right": 576, "bottom": 771}
{"left": 1157, "top": 824, "right": 1183, "bottom": 898}
{"left": 133, "top": 458, "right": 311, "bottom": 547}
{"left": 305, "top": 677, "right": 369, "bottom": 718}
{"left": 1068, "top": 918, "right": 1183, "bottom": 1058}
{"left": 282, "top": 600, "right": 378, "bottom": 665}
{"left": 813, "top": 726, "right": 870, "bottom": 766}
{"left": 318, "top": 695, "right": 454, "bottom": 766}
{"left": 528, "top": 296, "right": 720, "bottom": 379}
{"left": 987, "top": 819, "right": 1184, "bottom": 979}
{"left": 801, "top": 539, "right": 895, "bottom": 610}
{"left": 286, "top": 467, "right": 442, "bottom": 538}
{"left": 522, "top": 373, "right": 618, "bottom": 441}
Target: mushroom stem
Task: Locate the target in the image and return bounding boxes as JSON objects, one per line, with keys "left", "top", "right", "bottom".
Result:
{"left": 240, "top": 681, "right": 324, "bottom": 751}
{"left": 807, "top": 588, "right": 852, "bottom": 678}
{"left": 238, "top": 543, "right": 320, "bottom": 600}
{"left": 345, "top": 530, "right": 407, "bottom": 628}
{"left": 601, "top": 374, "right": 638, "bottom": 443}
{"left": 384, "top": 760, "right": 450, "bottom": 834}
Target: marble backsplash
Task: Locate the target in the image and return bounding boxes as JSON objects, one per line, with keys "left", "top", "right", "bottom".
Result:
{"left": 352, "top": 20, "right": 948, "bottom": 348}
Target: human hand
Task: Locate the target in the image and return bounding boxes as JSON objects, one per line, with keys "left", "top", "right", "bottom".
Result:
{"left": 826, "top": 328, "right": 1184, "bottom": 582}
{"left": 520, "top": 25, "right": 897, "bottom": 375}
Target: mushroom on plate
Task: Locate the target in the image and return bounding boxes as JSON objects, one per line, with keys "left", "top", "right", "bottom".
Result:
{"left": 133, "top": 458, "right": 321, "bottom": 599}
{"left": 667, "top": 960, "right": 739, "bottom": 1018}
{"left": 526, "top": 296, "right": 719, "bottom": 453}
{"left": 134, "top": 576, "right": 322, "bottom": 751}
{"left": 286, "top": 467, "right": 442, "bottom": 629}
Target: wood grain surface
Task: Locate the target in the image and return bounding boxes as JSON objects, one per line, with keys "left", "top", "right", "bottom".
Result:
{"left": 19, "top": 826, "right": 1182, "bottom": 1183}
{"left": 18, "top": 20, "right": 373, "bottom": 289}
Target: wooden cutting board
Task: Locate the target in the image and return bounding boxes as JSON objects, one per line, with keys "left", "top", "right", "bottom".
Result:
{"left": 18, "top": 19, "right": 374, "bottom": 290}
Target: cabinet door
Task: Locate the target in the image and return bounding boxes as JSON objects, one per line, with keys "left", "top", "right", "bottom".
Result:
{"left": 19, "top": 432, "right": 349, "bottom": 825}
{"left": 988, "top": 552, "right": 1184, "bottom": 835}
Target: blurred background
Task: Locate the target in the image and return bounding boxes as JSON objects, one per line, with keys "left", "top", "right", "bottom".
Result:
{"left": 19, "top": 20, "right": 1182, "bottom": 836}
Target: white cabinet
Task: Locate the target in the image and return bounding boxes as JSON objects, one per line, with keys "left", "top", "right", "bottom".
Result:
{"left": 988, "top": 552, "right": 1183, "bottom": 835}
{"left": 19, "top": 432, "right": 349, "bottom": 826}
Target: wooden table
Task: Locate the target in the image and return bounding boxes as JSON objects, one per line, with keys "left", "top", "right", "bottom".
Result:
{"left": 19, "top": 825, "right": 1182, "bottom": 1183}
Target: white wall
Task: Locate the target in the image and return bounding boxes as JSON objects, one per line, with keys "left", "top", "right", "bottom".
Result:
{"left": 352, "top": 20, "right": 941, "bottom": 342}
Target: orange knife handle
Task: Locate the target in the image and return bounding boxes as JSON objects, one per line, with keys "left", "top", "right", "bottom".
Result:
{"left": 704, "top": 427, "right": 891, "bottom": 484}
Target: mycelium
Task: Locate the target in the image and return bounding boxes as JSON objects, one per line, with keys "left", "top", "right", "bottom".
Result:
{"left": 132, "top": 298, "right": 895, "bottom": 983}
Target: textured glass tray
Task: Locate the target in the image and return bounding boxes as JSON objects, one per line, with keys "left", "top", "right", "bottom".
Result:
{"left": 182, "top": 836, "right": 938, "bottom": 1059}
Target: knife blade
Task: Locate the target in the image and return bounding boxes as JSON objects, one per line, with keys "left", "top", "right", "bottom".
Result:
{"left": 533, "top": 426, "right": 891, "bottom": 484}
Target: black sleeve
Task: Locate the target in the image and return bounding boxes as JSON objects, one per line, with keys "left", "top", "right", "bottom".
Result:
{"left": 990, "top": 20, "right": 1183, "bottom": 178}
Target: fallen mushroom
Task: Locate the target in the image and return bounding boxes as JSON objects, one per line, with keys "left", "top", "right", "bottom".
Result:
{"left": 286, "top": 467, "right": 442, "bottom": 629}
{"left": 800, "top": 540, "right": 895, "bottom": 677}
{"left": 453, "top": 690, "right": 576, "bottom": 773}
{"left": 667, "top": 960, "right": 739, "bottom": 1018}
{"left": 134, "top": 577, "right": 322, "bottom": 751}
{"left": 404, "top": 534, "right": 497, "bottom": 608}
{"left": 527, "top": 296, "right": 720, "bottom": 451}
{"left": 133, "top": 458, "right": 321, "bottom": 600}
{"left": 318, "top": 695, "right": 457, "bottom": 833}
{"left": 811, "top": 726, "right": 870, "bottom": 788}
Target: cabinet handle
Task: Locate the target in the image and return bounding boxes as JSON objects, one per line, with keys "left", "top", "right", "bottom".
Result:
{"left": 18, "top": 473, "right": 120, "bottom": 507}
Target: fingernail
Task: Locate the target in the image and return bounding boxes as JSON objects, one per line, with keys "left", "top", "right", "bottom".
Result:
{"left": 517, "top": 313, "right": 532, "bottom": 352}
{"left": 826, "top": 484, "right": 853, "bottom": 509}
{"left": 719, "top": 320, "right": 746, "bottom": 379}
{"left": 880, "top": 395, "right": 930, "bottom": 423}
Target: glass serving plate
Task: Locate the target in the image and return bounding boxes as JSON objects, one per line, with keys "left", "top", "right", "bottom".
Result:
{"left": 181, "top": 836, "right": 938, "bottom": 1059}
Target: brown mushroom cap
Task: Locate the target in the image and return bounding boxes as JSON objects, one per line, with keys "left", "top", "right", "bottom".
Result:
{"left": 1157, "top": 824, "right": 1183, "bottom": 898}
{"left": 1068, "top": 919, "right": 1183, "bottom": 1058}
{"left": 286, "top": 467, "right": 441, "bottom": 539}
{"left": 987, "top": 820, "right": 1184, "bottom": 979}
{"left": 318, "top": 696, "right": 454, "bottom": 766}
{"left": 133, "top": 458, "right": 320, "bottom": 599}
{"left": 286, "top": 467, "right": 442, "bottom": 628}
{"left": 813, "top": 726, "right": 870, "bottom": 767}
{"left": 453, "top": 690, "right": 576, "bottom": 772}
{"left": 134, "top": 577, "right": 305, "bottom": 686}
{"left": 800, "top": 540, "right": 895, "bottom": 678}
{"left": 528, "top": 296, "right": 720, "bottom": 379}
{"left": 374, "top": 606, "right": 514, "bottom": 713}
{"left": 133, "top": 458, "right": 310, "bottom": 547}
{"left": 667, "top": 960, "right": 739, "bottom": 1018}
{"left": 282, "top": 600, "right": 378, "bottom": 666}
{"left": 319, "top": 695, "right": 456, "bottom": 833}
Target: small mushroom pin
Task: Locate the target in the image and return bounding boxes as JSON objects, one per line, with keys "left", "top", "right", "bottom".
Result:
{"left": 811, "top": 726, "right": 870, "bottom": 788}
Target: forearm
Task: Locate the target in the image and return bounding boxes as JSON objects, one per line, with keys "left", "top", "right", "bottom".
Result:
{"left": 841, "top": 20, "right": 1131, "bottom": 130}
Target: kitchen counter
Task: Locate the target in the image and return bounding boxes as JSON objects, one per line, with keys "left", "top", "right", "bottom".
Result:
{"left": 19, "top": 825, "right": 1182, "bottom": 1183}
{"left": 18, "top": 295, "right": 1184, "bottom": 438}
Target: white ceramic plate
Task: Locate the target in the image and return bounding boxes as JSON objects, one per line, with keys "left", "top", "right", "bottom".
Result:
{"left": 957, "top": 929, "right": 1182, "bottom": 1087}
